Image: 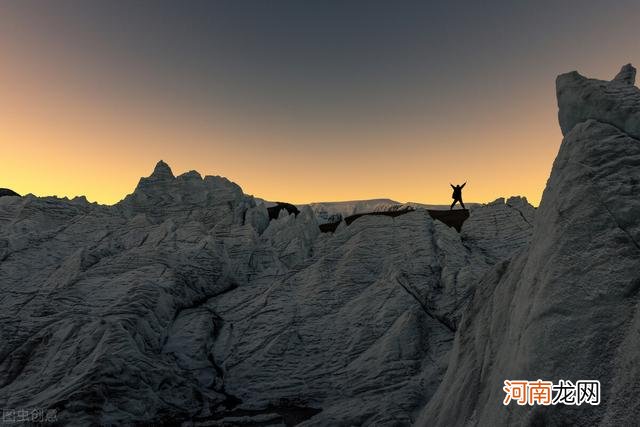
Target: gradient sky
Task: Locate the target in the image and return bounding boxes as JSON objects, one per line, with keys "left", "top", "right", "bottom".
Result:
{"left": 1, "top": 1, "right": 638, "bottom": 205}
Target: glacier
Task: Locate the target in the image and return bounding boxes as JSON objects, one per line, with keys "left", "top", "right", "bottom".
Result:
{"left": 0, "top": 63, "right": 637, "bottom": 426}
{"left": 0, "top": 162, "right": 532, "bottom": 425}
{"left": 419, "top": 64, "right": 640, "bottom": 426}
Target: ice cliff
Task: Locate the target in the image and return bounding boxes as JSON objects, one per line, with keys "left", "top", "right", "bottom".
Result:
{"left": 419, "top": 64, "right": 640, "bottom": 426}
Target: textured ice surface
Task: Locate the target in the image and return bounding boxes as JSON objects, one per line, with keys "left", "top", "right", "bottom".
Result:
{"left": 419, "top": 65, "right": 640, "bottom": 426}
{"left": 0, "top": 160, "right": 531, "bottom": 425}
{"left": 1, "top": 65, "right": 635, "bottom": 426}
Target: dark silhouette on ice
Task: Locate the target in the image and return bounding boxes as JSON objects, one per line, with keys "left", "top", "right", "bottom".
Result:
{"left": 267, "top": 202, "right": 300, "bottom": 220}
{"left": 319, "top": 206, "right": 470, "bottom": 233}
{"left": 450, "top": 182, "right": 466, "bottom": 210}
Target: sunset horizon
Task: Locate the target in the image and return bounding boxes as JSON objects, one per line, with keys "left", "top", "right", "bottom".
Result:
{"left": 3, "top": 1, "right": 638, "bottom": 206}
{"left": 1, "top": 157, "right": 544, "bottom": 207}
{"left": 2, "top": 2, "right": 640, "bottom": 426}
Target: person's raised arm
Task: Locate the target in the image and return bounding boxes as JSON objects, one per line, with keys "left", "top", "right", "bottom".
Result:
{"left": 461, "top": 182, "right": 466, "bottom": 188}
{"left": 450, "top": 183, "right": 455, "bottom": 189}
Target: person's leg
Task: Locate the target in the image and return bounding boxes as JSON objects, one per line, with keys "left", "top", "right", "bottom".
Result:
{"left": 451, "top": 200, "right": 456, "bottom": 210}
{"left": 460, "top": 199, "right": 465, "bottom": 209}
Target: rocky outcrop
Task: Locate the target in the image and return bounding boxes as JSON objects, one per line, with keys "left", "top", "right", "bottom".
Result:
{"left": 557, "top": 63, "right": 640, "bottom": 139}
{"left": 0, "top": 188, "right": 20, "bottom": 198}
{"left": 267, "top": 202, "right": 301, "bottom": 220}
{"left": 419, "top": 65, "right": 640, "bottom": 426}
{"left": 614, "top": 63, "right": 636, "bottom": 85}
{"left": 461, "top": 196, "right": 534, "bottom": 263}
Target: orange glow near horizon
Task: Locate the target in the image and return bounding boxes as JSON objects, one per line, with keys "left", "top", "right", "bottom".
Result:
{"left": 0, "top": 88, "right": 559, "bottom": 207}
{"left": 1, "top": 4, "right": 637, "bottom": 208}
{"left": 0, "top": 33, "right": 557, "bottom": 207}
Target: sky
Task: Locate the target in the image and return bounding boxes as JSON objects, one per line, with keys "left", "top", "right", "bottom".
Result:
{"left": 1, "top": 1, "right": 638, "bottom": 206}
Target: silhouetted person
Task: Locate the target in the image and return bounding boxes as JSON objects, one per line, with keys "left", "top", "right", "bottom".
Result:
{"left": 450, "top": 182, "right": 466, "bottom": 210}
